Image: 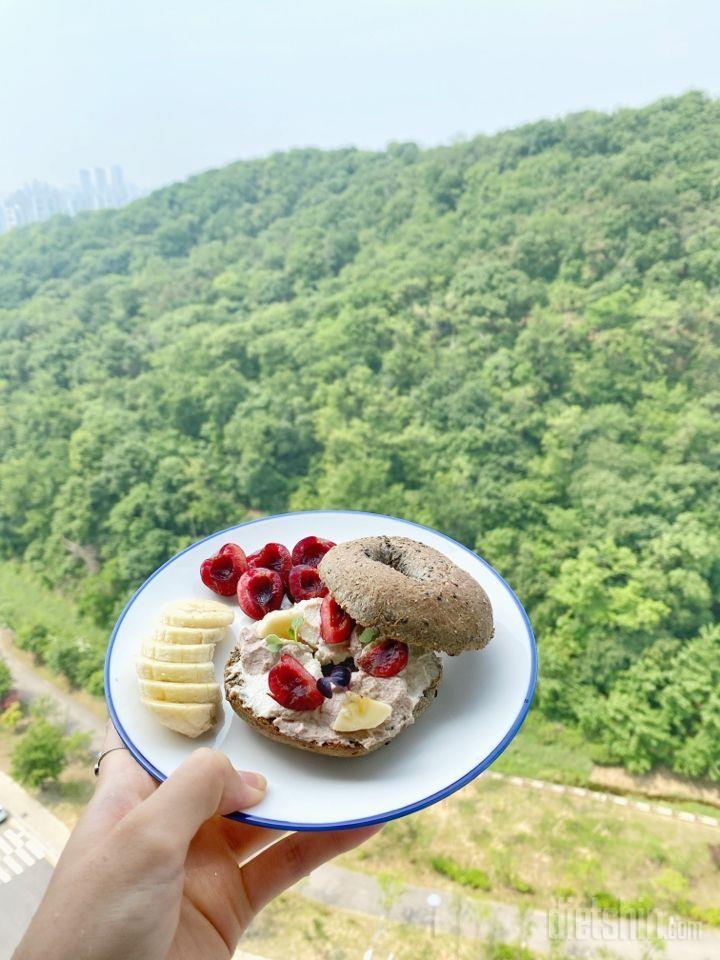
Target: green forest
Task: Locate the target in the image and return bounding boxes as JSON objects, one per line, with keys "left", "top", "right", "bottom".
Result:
{"left": 1, "top": 92, "right": 718, "bottom": 781}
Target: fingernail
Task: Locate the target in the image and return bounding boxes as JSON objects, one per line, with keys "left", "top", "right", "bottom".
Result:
{"left": 239, "top": 770, "right": 267, "bottom": 792}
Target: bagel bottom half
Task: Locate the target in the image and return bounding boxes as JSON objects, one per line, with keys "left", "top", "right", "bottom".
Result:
{"left": 224, "top": 604, "right": 443, "bottom": 757}
{"left": 225, "top": 644, "right": 442, "bottom": 757}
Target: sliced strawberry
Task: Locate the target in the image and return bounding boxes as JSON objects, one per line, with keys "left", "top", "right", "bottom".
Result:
{"left": 200, "top": 542, "right": 248, "bottom": 597}
{"left": 247, "top": 542, "right": 292, "bottom": 586}
{"left": 291, "top": 536, "right": 336, "bottom": 569}
{"left": 320, "top": 596, "right": 355, "bottom": 645}
{"left": 237, "top": 567, "right": 284, "bottom": 620}
{"left": 357, "top": 639, "right": 409, "bottom": 678}
{"left": 287, "top": 564, "right": 329, "bottom": 601}
{"left": 268, "top": 654, "right": 325, "bottom": 710}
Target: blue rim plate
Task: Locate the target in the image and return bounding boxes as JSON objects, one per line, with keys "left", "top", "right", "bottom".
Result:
{"left": 105, "top": 510, "right": 537, "bottom": 831}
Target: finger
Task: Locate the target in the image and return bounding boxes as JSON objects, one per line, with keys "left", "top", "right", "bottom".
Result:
{"left": 95, "top": 722, "right": 157, "bottom": 803}
{"left": 125, "top": 748, "right": 267, "bottom": 856}
{"left": 241, "top": 825, "right": 382, "bottom": 913}
{"left": 216, "top": 819, "right": 288, "bottom": 865}
{"left": 65, "top": 723, "right": 157, "bottom": 852}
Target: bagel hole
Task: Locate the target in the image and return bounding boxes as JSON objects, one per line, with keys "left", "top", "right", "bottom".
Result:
{"left": 367, "top": 544, "right": 425, "bottom": 580}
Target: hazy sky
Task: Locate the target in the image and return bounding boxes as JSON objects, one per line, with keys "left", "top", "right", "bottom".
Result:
{"left": 2, "top": 0, "right": 719, "bottom": 196}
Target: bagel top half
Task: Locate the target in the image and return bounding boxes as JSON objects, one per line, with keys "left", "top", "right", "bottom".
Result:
{"left": 318, "top": 535, "right": 493, "bottom": 656}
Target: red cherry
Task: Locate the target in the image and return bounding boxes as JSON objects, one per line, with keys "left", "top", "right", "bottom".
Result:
{"left": 320, "top": 596, "right": 355, "bottom": 645}
{"left": 357, "top": 639, "right": 409, "bottom": 678}
{"left": 287, "top": 564, "right": 329, "bottom": 602}
{"left": 268, "top": 654, "right": 325, "bottom": 710}
{"left": 200, "top": 542, "right": 248, "bottom": 596}
{"left": 237, "top": 568, "right": 284, "bottom": 620}
{"left": 247, "top": 542, "right": 292, "bottom": 586}
{"left": 291, "top": 536, "right": 336, "bottom": 569}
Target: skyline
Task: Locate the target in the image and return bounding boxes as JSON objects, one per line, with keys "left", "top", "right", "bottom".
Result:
{"left": 0, "top": 166, "right": 142, "bottom": 234}
{"left": 2, "top": 1, "right": 720, "bottom": 197}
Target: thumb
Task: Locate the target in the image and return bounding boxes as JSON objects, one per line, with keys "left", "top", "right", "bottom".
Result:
{"left": 126, "top": 748, "right": 266, "bottom": 853}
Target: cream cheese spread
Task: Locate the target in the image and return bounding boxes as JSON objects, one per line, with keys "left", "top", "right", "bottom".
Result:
{"left": 225, "top": 598, "right": 442, "bottom": 749}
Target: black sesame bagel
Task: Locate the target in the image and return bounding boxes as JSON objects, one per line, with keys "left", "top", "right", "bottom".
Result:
{"left": 318, "top": 535, "right": 493, "bottom": 655}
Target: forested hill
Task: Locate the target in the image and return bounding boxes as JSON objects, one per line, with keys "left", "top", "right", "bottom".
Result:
{"left": 1, "top": 92, "right": 719, "bottom": 779}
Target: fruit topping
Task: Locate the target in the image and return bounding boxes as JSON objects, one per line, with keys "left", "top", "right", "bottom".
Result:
{"left": 200, "top": 543, "right": 248, "bottom": 597}
{"left": 247, "top": 542, "right": 292, "bottom": 586}
{"left": 291, "top": 536, "right": 336, "bottom": 569}
{"left": 268, "top": 654, "right": 325, "bottom": 710}
{"left": 256, "top": 606, "right": 304, "bottom": 641}
{"left": 332, "top": 692, "right": 392, "bottom": 732}
{"left": 288, "top": 564, "right": 329, "bottom": 601}
{"left": 314, "top": 664, "right": 353, "bottom": 700}
{"left": 329, "top": 663, "right": 352, "bottom": 688}
{"left": 357, "top": 639, "right": 409, "bottom": 678}
{"left": 321, "top": 657, "right": 358, "bottom": 677}
{"left": 237, "top": 568, "right": 284, "bottom": 620}
{"left": 320, "top": 596, "right": 355, "bottom": 645}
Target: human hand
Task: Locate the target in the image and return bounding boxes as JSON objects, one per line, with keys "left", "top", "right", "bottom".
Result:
{"left": 14, "top": 723, "right": 379, "bottom": 960}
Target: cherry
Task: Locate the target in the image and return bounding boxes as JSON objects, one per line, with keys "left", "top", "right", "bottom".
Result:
{"left": 357, "top": 639, "right": 409, "bottom": 678}
{"left": 320, "top": 596, "right": 355, "bottom": 645}
{"left": 247, "top": 542, "right": 292, "bottom": 586}
{"left": 237, "top": 567, "right": 284, "bottom": 620}
{"left": 268, "top": 654, "right": 325, "bottom": 710}
{"left": 200, "top": 542, "right": 248, "bottom": 597}
{"left": 291, "top": 536, "right": 336, "bottom": 569}
{"left": 287, "top": 564, "right": 329, "bottom": 601}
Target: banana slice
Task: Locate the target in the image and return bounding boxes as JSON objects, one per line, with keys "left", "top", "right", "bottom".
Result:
{"left": 161, "top": 599, "right": 234, "bottom": 629}
{"left": 256, "top": 605, "right": 303, "bottom": 641}
{"left": 332, "top": 693, "right": 392, "bottom": 732}
{"left": 138, "top": 679, "right": 221, "bottom": 704}
{"left": 152, "top": 624, "right": 227, "bottom": 645}
{"left": 142, "top": 640, "right": 217, "bottom": 663}
{"left": 136, "top": 656, "right": 216, "bottom": 683}
{"left": 141, "top": 699, "right": 219, "bottom": 738}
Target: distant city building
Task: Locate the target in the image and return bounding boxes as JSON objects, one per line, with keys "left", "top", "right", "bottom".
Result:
{"left": 0, "top": 166, "right": 143, "bottom": 234}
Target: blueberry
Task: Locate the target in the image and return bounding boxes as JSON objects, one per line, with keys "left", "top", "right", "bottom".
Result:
{"left": 316, "top": 677, "right": 333, "bottom": 699}
{"left": 330, "top": 665, "right": 351, "bottom": 688}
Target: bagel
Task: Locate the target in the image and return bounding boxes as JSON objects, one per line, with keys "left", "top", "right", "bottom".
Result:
{"left": 318, "top": 536, "right": 493, "bottom": 655}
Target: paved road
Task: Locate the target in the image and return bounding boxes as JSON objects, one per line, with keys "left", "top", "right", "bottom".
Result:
{"left": 301, "top": 863, "right": 720, "bottom": 960}
{"left": 0, "top": 629, "right": 105, "bottom": 749}
{"left": 0, "top": 816, "right": 53, "bottom": 959}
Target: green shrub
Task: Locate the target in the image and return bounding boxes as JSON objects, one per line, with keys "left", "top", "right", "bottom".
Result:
{"left": 590, "top": 890, "right": 654, "bottom": 917}
{"left": 0, "top": 656, "right": 12, "bottom": 701}
{"left": 0, "top": 701, "right": 22, "bottom": 731}
{"left": 11, "top": 717, "right": 67, "bottom": 787}
{"left": 430, "top": 855, "right": 491, "bottom": 891}
{"left": 489, "top": 945, "right": 534, "bottom": 960}
{"left": 691, "top": 906, "right": 720, "bottom": 927}
{"left": 591, "top": 890, "right": 622, "bottom": 914}
{"left": 14, "top": 623, "right": 50, "bottom": 661}
{"left": 45, "top": 635, "right": 102, "bottom": 689}
{"left": 510, "top": 877, "right": 535, "bottom": 895}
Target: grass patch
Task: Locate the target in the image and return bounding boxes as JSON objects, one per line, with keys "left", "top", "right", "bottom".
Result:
{"left": 340, "top": 772, "right": 720, "bottom": 923}
{"left": 493, "top": 709, "right": 594, "bottom": 786}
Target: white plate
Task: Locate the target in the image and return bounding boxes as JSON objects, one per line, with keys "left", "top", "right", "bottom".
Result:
{"left": 106, "top": 510, "right": 536, "bottom": 831}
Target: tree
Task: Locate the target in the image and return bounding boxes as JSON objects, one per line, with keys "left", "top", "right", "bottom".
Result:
{"left": 11, "top": 718, "right": 68, "bottom": 788}
{"left": 1, "top": 92, "right": 720, "bottom": 778}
